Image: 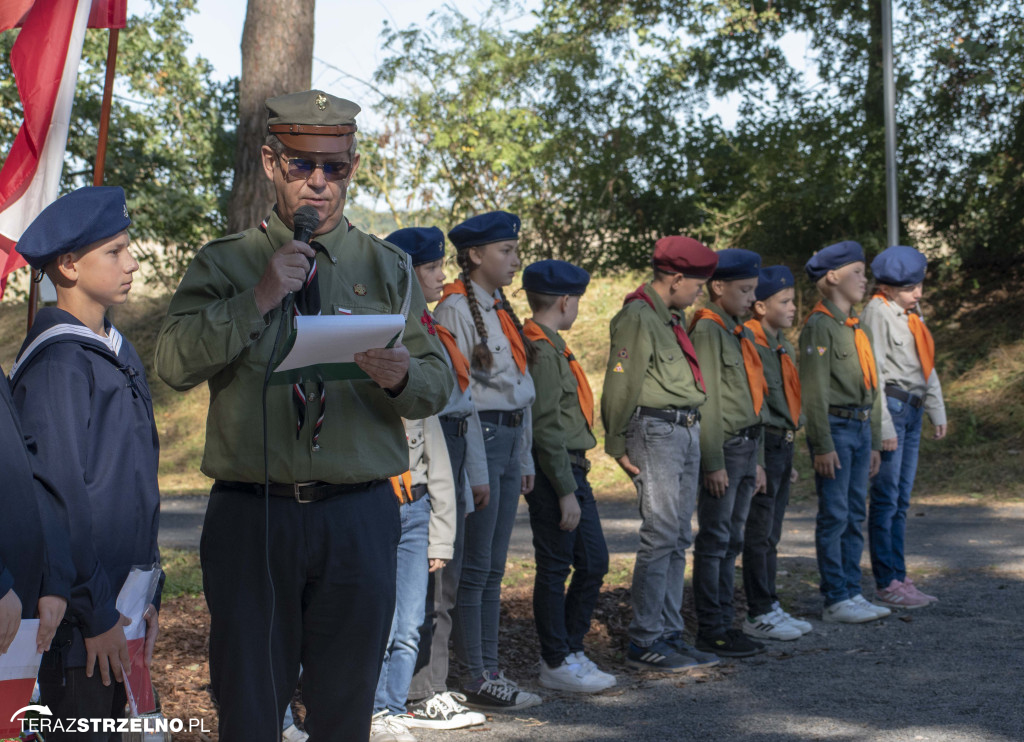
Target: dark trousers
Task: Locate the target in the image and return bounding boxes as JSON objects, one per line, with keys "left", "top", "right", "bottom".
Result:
{"left": 409, "top": 427, "right": 468, "bottom": 701}
{"left": 742, "top": 430, "right": 795, "bottom": 616}
{"left": 693, "top": 436, "right": 758, "bottom": 637}
{"left": 525, "top": 459, "right": 609, "bottom": 668}
{"left": 37, "top": 664, "right": 127, "bottom": 742}
{"left": 201, "top": 481, "right": 400, "bottom": 742}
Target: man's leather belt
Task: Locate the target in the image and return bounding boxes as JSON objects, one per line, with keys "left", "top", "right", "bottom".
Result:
{"left": 730, "top": 425, "right": 763, "bottom": 441}
{"left": 479, "top": 409, "right": 525, "bottom": 427}
{"left": 216, "top": 479, "right": 383, "bottom": 504}
{"left": 828, "top": 406, "right": 872, "bottom": 421}
{"left": 404, "top": 483, "right": 429, "bottom": 504}
{"left": 638, "top": 406, "right": 701, "bottom": 427}
{"left": 764, "top": 425, "right": 796, "bottom": 443}
{"left": 568, "top": 451, "right": 591, "bottom": 472}
{"left": 439, "top": 415, "right": 470, "bottom": 436}
{"left": 885, "top": 385, "right": 923, "bottom": 409}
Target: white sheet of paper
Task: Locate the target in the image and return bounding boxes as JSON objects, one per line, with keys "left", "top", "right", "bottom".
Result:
{"left": 274, "top": 314, "right": 405, "bottom": 372}
{"left": 117, "top": 570, "right": 157, "bottom": 642}
{"left": 0, "top": 620, "right": 42, "bottom": 681}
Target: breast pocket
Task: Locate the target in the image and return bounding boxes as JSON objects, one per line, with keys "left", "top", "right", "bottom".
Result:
{"left": 332, "top": 301, "right": 392, "bottom": 316}
{"left": 722, "top": 347, "right": 743, "bottom": 371}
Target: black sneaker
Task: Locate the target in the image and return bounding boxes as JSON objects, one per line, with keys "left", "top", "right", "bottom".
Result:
{"left": 662, "top": 632, "right": 721, "bottom": 668}
{"left": 696, "top": 629, "right": 764, "bottom": 658}
{"left": 625, "top": 639, "right": 699, "bottom": 672}
{"left": 461, "top": 672, "right": 542, "bottom": 711}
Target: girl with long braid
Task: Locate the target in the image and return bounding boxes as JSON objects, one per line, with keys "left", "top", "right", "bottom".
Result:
{"left": 434, "top": 211, "right": 540, "bottom": 711}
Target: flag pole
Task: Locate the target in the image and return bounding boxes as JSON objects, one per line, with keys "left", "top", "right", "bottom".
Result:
{"left": 27, "top": 26, "right": 118, "bottom": 332}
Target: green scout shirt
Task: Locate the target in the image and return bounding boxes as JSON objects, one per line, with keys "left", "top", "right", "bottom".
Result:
{"left": 601, "top": 285, "right": 706, "bottom": 458}
{"left": 154, "top": 211, "right": 453, "bottom": 484}
{"left": 798, "top": 297, "right": 883, "bottom": 455}
{"left": 527, "top": 322, "right": 596, "bottom": 498}
{"left": 690, "top": 303, "right": 763, "bottom": 472}
{"left": 748, "top": 320, "right": 804, "bottom": 432}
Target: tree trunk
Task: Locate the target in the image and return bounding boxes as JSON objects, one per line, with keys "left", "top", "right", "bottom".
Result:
{"left": 227, "top": 0, "right": 315, "bottom": 233}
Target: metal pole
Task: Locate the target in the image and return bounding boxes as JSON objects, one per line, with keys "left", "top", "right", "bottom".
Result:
{"left": 881, "top": 0, "right": 899, "bottom": 247}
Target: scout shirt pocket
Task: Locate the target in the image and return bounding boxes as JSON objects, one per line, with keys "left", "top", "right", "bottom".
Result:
{"left": 653, "top": 347, "right": 689, "bottom": 389}
{"left": 721, "top": 344, "right": 743, "bottom": 374}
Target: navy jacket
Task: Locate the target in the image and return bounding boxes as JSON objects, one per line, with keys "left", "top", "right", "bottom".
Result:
{"left": 0, "top": 363, "right": 73, "bottom": 613}
{"left": 10, "top": 308, "right": 161, "bottom": 666}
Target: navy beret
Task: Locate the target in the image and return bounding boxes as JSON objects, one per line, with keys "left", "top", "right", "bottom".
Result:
{"left": 651, "top": 236, "right": 718, "bottom": 278}
{"left": 755, "top": 265, "right": 796, "bottom": 301}
{"left": 711, "top": 248, "right": 761, "bottom": 281}
{"left": 385, "top": 226, "right": 445, "bottom": 266}
{"left": 522, "top": 259, "right": 590, "bottom": 296}
{"left": 16, "top": 186, "right": 131, "bottom": 271}
{"left": 871, "top": 245, "right": 927, "bottom": 286}
{"left": 448, "top": 211, "right": 520, "bottom": 249}
{"left": 805, "top": 240, "right": 865, "bottom": 281}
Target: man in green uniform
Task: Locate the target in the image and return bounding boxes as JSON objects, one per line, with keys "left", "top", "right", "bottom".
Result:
{"left": 601, "top": 236, "right": 720, "bottom": 672}
{"left": 154, "top": 89, "right": 452, "bottom": 742}
{"left": 799, "top": 241, "right": 888, "bottom": 625}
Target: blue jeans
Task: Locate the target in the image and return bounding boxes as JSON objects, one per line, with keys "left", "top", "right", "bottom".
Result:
{"left": 812, "top": 414, "right": 872, "bottom": 607}
{"left": 526, "top": 459, "right": 609, "bottom": 668}
{"left": 625, "top": 414, "right": 701, "bottom": 647}
{"left": 693, "top": 435, "right": 758, "bottom": 637}
{"left": 374, "top": 495, "right": 431, "bottom": 715}
{"left": 454, "top": 419, "right": 523, "bottom": 679}
{"left": 869, "top": 397, "right": 924, "bottom": 588}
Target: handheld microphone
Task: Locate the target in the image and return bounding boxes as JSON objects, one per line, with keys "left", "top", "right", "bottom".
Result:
{"left": 281, "top": 206, "right": 321, "bottom": 316}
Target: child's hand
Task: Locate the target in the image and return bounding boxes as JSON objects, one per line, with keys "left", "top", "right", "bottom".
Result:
{"left": 755, "top": 465, "right": 767, "bottom": 494}
{"left": 813, "top": 452, "right": 841, "bottom": 479}
{"left": 704, "top": 469, "right": 729, "bottom": 497}
{"left": 0, "top": 588, "right": 22, "bottom": 655}
{"left": 521, "top": 475, "right": 535, "bottom": 495}
{"left": 882, "top": 437, "right": 898, "bottom": 452}
{"left": 615, "top": 455, "right": 640, "bottom": 477}
{"left": 428, "top": 559, "right": 447, "bottom": 573}
{"left": 869, "top": 450, "right": 881, "bottom": 478}
{"left": 790, "top": 468, "right": 800, "bottom": 484}
{"left": 471, "top": 484, "right": 490, "bottom": 510}
{"left": 36, "top": 595, "right": 67, "bottom": 654}
{"left": 933, "top": 423, "right": 948, "bottom": 440}
{"left": 558, "top": 494, "right": 581, "bottom": 531}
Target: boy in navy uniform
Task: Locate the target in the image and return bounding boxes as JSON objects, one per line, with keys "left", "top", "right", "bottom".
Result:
{"left": 521, "top": 260, "right": 616, "bottom": 693}
{"left": 11, "top": 186, "right": 162, "bottom": 739}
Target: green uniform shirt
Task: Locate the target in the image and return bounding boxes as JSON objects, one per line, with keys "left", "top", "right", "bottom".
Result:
{"left": 154, "top": 211, "right": 453, "bottom": 483}
{"left": 691, "top": 303, "right": 763, "bottom": 472}
{"left": 798, "top": 298, "right": 883, "bottom": 454}
{"left": 601, "top": 285, "right": 706, "bottom": 458}
{"left": 527, "top": 322, "right": 597, "bottom": 498}
{"left": 748, "top": 320, "right": 804, "bottom": 432}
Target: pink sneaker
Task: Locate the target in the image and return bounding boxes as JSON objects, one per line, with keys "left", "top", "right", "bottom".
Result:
{"left": 874, "top": 579, "right": 930, "bottom": 609}
{"left": 902, "top": 577, "right": 938, "bottom": 602}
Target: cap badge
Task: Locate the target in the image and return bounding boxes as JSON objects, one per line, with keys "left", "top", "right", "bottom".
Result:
{"left": 315, "top": 93, "right": 328, "bottom": 111}
{"left": 122, "top": 204, "right": 129, "bottom": 219}
{"left": 354, "top": 283, "right": 367, "bottom": 296}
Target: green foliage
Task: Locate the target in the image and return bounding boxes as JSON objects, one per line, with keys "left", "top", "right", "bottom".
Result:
{"left": 1, "top": 0, "right": 236, "bottom": 292}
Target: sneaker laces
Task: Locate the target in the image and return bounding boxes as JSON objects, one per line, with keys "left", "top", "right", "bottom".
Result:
{"left": 384, "top": 714, "right": 411, "bottom": 733}
{"left": 479, "top": 676, "right": 517, "bottom": 703}
{"left": 419, "top": 694, "right": 449, "bottom": 719}
{"left": 436, "top": 691, "right": 470, "bottom": 715}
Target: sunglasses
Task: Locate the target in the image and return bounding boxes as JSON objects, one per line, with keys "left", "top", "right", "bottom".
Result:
{"left": 279, "top": 155, "right": 353, "bottom": 183}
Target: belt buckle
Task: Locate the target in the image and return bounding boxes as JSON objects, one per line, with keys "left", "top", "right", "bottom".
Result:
{"left": 511, "top": 411, "right": 524, "bottom": 427}
{"left": 684, "top": 411, "right": 697, "bottom": 427}
{"left": 785, "top": 430, "right": 795, "bottom": 443}
{"left": 293, "top": 482, "right": 315, "bottom": 504}
{"left": 459, "top": 418, "right": 468, "bottom": 436}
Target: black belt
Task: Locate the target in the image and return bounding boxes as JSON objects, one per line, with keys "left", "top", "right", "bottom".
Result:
{"left": 730, "top": 424, "right": 762, "bottom": 441}
{"left": 568, "top": 450, "right": 591, "bottom": 472}
{"left": 885, "top": 385, "right": 923, "bottom": 409}
{"left": 215, "top": 479, "right": 383, "bottom": 504}
{"left": 828, "top": 406, "right": 871, "bottom": 421}
{"left": 638, "top": 406, "right": 701, "bottom": 427}
{"left": 764, "top": 425, "right": 796, "bottom": 443}
{"left": 439, "top": 415, "right": 469, "bottom": 436}
{"left": 404, "top": 483, "right": 429, "bottom": 504}
{"left": 479, "top": 409, "right": 525, "bottom": 428}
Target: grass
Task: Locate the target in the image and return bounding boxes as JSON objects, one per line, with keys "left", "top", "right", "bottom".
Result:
{"left": 1, "top": 263, "right": 1021, "bottom": 501}
{"left": 161, "top": 548, "right": 204, "bottom": 598}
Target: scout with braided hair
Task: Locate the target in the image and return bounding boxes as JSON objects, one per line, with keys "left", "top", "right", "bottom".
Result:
{"left": 434, "top": 210, "right": 540, "bottom": 712}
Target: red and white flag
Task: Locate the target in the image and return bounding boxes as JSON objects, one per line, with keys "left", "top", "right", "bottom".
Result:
{"left": 0, "top": 0, "right": 127, "bottom": 297}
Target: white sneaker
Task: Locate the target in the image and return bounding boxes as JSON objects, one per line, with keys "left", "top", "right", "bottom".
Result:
{"left": 568, "top": 652, "right": 618, "bottom": 689}
{"left": 370, "top": 711, "right": 417, "bottom": 742}
{"left": 772, "top": 602, "right": 813, "bottom": 635}
{"left": 540, "top": 656, "right": 616, "bottom": 692}
{"left": 822, "top": 598, "right": 878, "bottom": 624}
{"left": 852, "top": 593, "right": 892, "bottom": 618}
{"left": 743, "top": 611, "right": 802, "bottom": 641}
{"left": 282, "top": 723, "right": 309, "bottom": 742}
{"left": 403, "top": 691, "right": 486, "bottom": 729}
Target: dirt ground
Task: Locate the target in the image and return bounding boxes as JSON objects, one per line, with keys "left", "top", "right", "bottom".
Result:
{"left": 152, "top": 498, "right": 1024, "bottom": 742}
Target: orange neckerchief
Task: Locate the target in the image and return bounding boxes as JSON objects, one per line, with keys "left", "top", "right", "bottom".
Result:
{"left": 389, "top": 470, "right": 413, "bottom": 504}
{"left": 873, "top": 293, "right": 935, "bottom": 381}
{"left": 808, "top": 301, "right": 878, "bottom": 390}
{"left": 523, "top": 319, "right": 594, "bottom": 428}
{"left": 689, "top": 308, "right": 767, "bottom": 415}
{"left": 435, "top": 322, "right": 470, "bottom": 392}
{"left": 440, "top": 279, "right": 527, "bottom": 375}
{"left": 745, "top": 319, "right": 801, "bottom": 424}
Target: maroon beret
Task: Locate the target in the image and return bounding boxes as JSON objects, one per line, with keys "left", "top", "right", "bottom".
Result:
{"left": 652, "top": 236, "right": 718, "bottom": 279}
